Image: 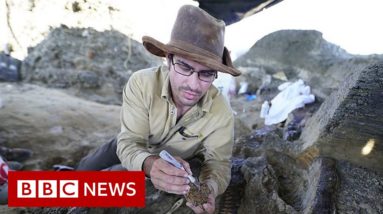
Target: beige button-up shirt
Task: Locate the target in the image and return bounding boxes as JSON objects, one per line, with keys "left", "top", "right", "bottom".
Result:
{"left": 117, "top": 65, "right": 234, "bottom": 196}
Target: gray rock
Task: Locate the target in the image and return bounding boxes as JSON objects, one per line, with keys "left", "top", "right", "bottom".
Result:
{"left": 235, "top": 66, "right": 267, "bottom": 94}
{"left": 230, "top": 120, "right": 339, "bottom": 214}
{"left": 301, "top": 62, "right": 383, "bottom": 172}
{"left": 239, "top": 154, "right": 299, "bottom": 213}
{"left": 231, "top": 96, "right": 265, "bottom": 138}
{"left": 236, "top": 152, "right": 338, "bottom": 214}
{"left": 21, "top": 27, "right": 162, "bottom": 105}
{"left": 234, "top": 30, "right": 383, "bottom": 100}
{"left": 0, "top": 83, "right": 120, "bottom": 170}
{"left": 302, "top": 157, "right": 338, "bottom": 214}
{"left": 336, "top": 160, "right": 383, "bottom": 213}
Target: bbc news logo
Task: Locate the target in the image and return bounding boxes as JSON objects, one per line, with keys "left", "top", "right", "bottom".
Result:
{"left": 17, "top": 180, "right": 136, "bottom": 198}
{"left": 17, "top": 180, "right": 79, "bottom": 198}
{"left": 8, "top": 171, "right": 145, "bottom": 207}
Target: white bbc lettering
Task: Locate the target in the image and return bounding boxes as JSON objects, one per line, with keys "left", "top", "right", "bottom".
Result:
{"left": 38, "top": 180, "right": 57, "bottom": 198}
{"left": 60, "top": 180, "right": 78, "bottom": 198}
{"left": 84, "top": 182, "right": 96, "bottom": 196}
{"left": 109, "top": 183, "right": 124, "bottom": 196}
{"left": 83, "top": 182, "right": 137, "bottom": 197}
{"left": 98, "top": 182, "right": 108, "bottom": 196}
{"left": 17, "top": 180, "right": 36, "bottom": 198}
{"left": 126, "top": 182, "right": 136, "bottom": 196}
{"left": 17, "top": 180, "right": 79, "bottom": 198}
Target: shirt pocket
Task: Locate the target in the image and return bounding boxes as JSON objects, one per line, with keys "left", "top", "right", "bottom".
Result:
{"left": 148, "top": 128, "right": 202, "bottom": 155}
{"left": 166, "top": 126, "right": 204, "bottom": 147}
{"left": 163, "top": 127, "right": 203, "bottom": 158}
{"left": 177, "top": 126, "right": 202, "bottom": 140}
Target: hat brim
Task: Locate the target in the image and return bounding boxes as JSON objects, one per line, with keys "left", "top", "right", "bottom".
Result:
{"left": 142, "top": 36, "right": 241, "bottom": 76}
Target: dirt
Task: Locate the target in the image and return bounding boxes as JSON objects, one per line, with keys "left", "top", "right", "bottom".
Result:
{"left": 185, "top": 183, "right": 211, "bottom": 207}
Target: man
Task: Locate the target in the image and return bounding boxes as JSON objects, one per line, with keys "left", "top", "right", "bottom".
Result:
{"left": 77, "top": 5, "right": 241, "bottom": 213}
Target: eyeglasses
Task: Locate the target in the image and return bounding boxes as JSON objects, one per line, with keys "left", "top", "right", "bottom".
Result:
{"left": 170, "top": 56, "right": 217, "bottom": 83}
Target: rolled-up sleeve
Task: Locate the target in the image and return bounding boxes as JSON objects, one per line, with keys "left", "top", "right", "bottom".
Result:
{"left": 116, "top": 73, "right": 151, "bottom": 171}
{"left": 198, "top": 114, "right": 234, "bottom": 197}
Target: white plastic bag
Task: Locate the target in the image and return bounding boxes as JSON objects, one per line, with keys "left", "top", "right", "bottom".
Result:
{"left": 261, "top": 79, "right": 315, "bottom": 125}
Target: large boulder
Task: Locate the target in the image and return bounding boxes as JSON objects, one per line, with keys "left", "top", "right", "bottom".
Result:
{"left": 21, "top": 27, "right": 162, "bottom": 105}
{"left": 300, "top": 62, "right": 383, "bottom": 172}
{"left": 0, "top": 83, "right": 120, "bottom": 169}
{"left": 234, "top": 30, "right": 383, "bottom": 99}
{"left": 1, "top": 0, "right": 194, "bottom": 59}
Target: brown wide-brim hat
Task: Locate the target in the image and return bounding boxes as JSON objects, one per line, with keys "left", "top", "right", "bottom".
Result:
{"left": 142, "top": 5, "right": 241, "bottom": 76}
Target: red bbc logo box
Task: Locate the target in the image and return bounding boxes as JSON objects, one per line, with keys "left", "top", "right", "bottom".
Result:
{"left": 8, "top": 171, "right": 145, "bottom": 207}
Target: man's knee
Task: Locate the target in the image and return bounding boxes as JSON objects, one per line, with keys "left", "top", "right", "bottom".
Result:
{"left": 77, "top": 138, "right": 120, "bottom": 170}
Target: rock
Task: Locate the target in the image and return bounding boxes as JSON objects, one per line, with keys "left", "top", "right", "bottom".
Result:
{"left": 216, "top": 158, "right": 246, "bottom": 213}
{"left": 282, "top": 102, "right": 321, "bottom": 142}
{"left": 231, "top": 96, "right": 265, "bottom": 138}
{"left": 0, "top": 83, "right": 120, "bottom": 169}
{"left": 238, "top": 154, "right": 297, "bottom": 213}
{"left": 302, "top": 157, "right": 338, "bottom": 213}
{"left": 234, "top": 30, "right": 383, "bottom": 100}
{"left": 235, "top": 66, "right": 267, "bottom": 94}
{"left": 21, "top": 27, "right": 162, "bottom": 105}
{"left": 231, "top": 125, "right": 339, "bottom": 213}
{"left": 0, "top": 146, "right": 33, "bottom": 162}
{"left": 235, "top": 30, "right": 352, "bottom": 69}
{"left": 2, "top": 0, "right": 198, "bottom": 60}
{"left": 301, "top": 62, "right": 383, "bottom": 172}
{"left": 336, "top": 160, "right": 383, "bottom": 213}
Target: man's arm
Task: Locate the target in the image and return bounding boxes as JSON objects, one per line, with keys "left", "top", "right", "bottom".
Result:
{"left": 186, "top": 114, "right": 234, "bottom": 214}
{"left": 116, "top": 73, "right": 152, "bottom": 171}
{"left": 116, "top": 72, "right": 190, "bottom": 195}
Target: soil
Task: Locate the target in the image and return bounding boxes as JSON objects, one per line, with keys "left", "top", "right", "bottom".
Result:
{"left": 185, "top": 183, "right": 211, "bottom": 207}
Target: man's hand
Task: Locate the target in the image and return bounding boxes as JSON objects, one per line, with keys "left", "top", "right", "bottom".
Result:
{"left": 186, "top": 193, "right": 215, "bottom": 214}
{"left": 143, "top": 155, "right": 191, "bottom": 195}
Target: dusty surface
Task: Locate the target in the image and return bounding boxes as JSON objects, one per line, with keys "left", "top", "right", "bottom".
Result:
{"left": 185, "top": 183, "right": 211, "bottom": 207}
{"left": 234, "top": 30, "right": 383, "bottom": 100}
{"left": 21, "top": 27, "right": 162, "bottom": 105}
{"left": 0, "top": 83, "right": 120, "bottom": 170}
{"left": 301, "top": 63, "right": 383, "bottom": 171}
{"left": 336, "top": 160, "right": 383, "bottom": 213}
{"left": 2, "top": 0, "right": 194, "bottom": 60}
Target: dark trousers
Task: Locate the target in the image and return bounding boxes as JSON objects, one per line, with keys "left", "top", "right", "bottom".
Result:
{"left": 77, "top": 138, "right": 203, "bottom": 173}
{"left": 76, "top": 138, "right": 125, "bottom": 171}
